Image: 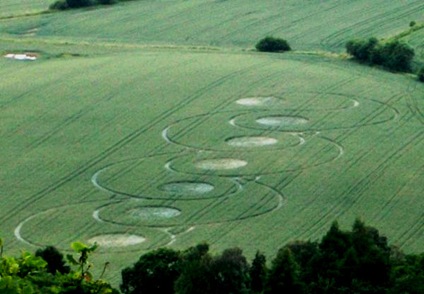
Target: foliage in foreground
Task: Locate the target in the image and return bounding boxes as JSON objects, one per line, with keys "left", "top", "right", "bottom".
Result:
{"left": 345, "top": 37, "right": 415, "bottom": 72}
{"left": 120, "top": 219, "right": 424, "bottom": 294}
{"left": 2, "top": 219, "right": 424, "bottom": 293}
{"left": 0, "top": 239, "right": 118, "bottom": 293}
{"left": 255, "top": 36, "right": 291, "bottom": 53}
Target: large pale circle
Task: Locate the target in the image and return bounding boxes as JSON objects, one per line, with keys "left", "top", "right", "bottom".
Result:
{"left": 195, "top": 159, "right": 247, "bottom": 170}
{"left": 88, "top": 234, "right": 145, "bottom": 247}
{"left": 160, "top": 182, "right": 214, "bottom": 195}
{"left": 236, "top": 97, "right": 281, "bottom": 106}
{"left": 256, "top": 116, "right": 308, "bottom": 127}
{"left": 128, "top": 207, "right": 181, "bottom": 220}
{"left": 226, "top": 136, "right": 278, "bottom": 147}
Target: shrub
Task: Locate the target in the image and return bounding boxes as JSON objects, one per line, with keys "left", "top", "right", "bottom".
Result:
{"left": 66, "top": 0, "right": 93, "bottom": 8}
{"left": 379, "top": 40, "right": 415, "bottom": 72}
{"left": 346, "top": 38, "right": 415, "bottom": 72}
{"left": 49, "top": 0, "right": 94, "bottom": 10}
{"left": 49, "top": 0, "right": 68, "bottom": 10}
{"left": 97, "top": 0, "right": 118, "bottom": 4}
{"left": 256, "top": 36, "right": 291, "bottom": 53}
{"left": 418, "top": 67, "right": 424, "bottom": 82}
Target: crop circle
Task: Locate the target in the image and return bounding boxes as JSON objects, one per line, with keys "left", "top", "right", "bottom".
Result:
{"left": 195, "top": 158, "right": 248, "bottom": 170}
{"left": 88, "top": 234, "right": 145, "bottom": 247}
{"left": 159, "top": 181, "right": 214, "bottom": 195}
{"left": 93, "top": 156, "right": 238, "bottom": 200}
{"left": 127, "top": 206, "right": 181, "bottom": 220}
{"left": 256, "top": 116, "right": 309, "bottom": 127}
{"left": 226, "top": 136, "right": 278, "bottom": 147}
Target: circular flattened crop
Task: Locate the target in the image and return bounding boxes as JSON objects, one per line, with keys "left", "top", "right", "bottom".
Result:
{"left": 226, "top": 136, "right": 278, "bottom": 147}
{"left": 88, "top": 234, "right": 145, "bottom": 247}
{"left": 169, "top": 136, "right": 342, "bottom": 176}
{"left": 164, "top": 113, "right": 301, "bottom": 151}
{"left": 14, "top": 202, "right": 168, "bottom": 251}
{"left": 92, "top": 156, "right": 239, "bottom": 200}
{"left": 96, "top": 181, "right": 283, "bottom": 227}
{"left": 256, "top": 116, "right": 309, "bottom": 127}
{"left": 194, "top": 158, "right": 248, "bottom": 170}
{"left": 127, "top": 206, "right": 181, "bottom": 220}
{"left": 235, "top": 96, "right": 284, "bottom": 107}
{"left": 159, "top": 182, "right": 214, "bottom": 195}
{"left": 232, "top": 98, "right": 397, "bottom": 132}
{"left": 234, "top": 93, "right": 359, "bottom": 111}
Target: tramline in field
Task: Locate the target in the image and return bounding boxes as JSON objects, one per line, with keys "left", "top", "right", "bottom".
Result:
{"left": 1, "top": 0, "right": 423, "bottom": 285}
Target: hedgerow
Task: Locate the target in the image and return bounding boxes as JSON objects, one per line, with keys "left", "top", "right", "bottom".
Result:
{"left": 345, "top": 37, "right": 415, "bottom": 72}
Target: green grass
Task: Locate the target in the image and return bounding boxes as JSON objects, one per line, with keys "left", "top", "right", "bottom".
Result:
{"left": 0, "top": 0, "right": 51, "bottom": 18}
{"left": 1, "top": 0, "right": 424, "bottom": 286}
{"left": 1, "top": 0, "right": 424, "bottom": 51}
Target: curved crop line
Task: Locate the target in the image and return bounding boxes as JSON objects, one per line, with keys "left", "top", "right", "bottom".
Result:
{"left": 163, "top": 112, "right": 304, "bottom": 152}
{"left": 14, "top": 199, "right": 111, "bottom": 247}
{"left": 1, "top": 63, "right": 260, "bottom": 223}
{"left": 264, "top": 1, "right": 346, "bottom": 43}
{"left": 296, "top": 127, "right": 424, "bottom": 241}
{"left": 281, "top": 93, "right": 406, "bottom": 239}
{"left": 167, "top": 135, "right": 342, "bottom": 177}
{"left": 92, "top": 156, "right": 242, "bottom": 201}
{"left": 203, "top": 180, "right": 286, "bottom": 245}
{"left": 320, "top": 1, "right": 424, "bottom": 50}
{"left": 373, "top": 162, "right": 423, "bottom": 225}
{"left": 164, "top": 68, "right": 280, "bottom": 147}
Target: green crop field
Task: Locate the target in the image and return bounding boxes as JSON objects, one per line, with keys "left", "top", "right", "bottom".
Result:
{"left": 1, "top": 0, "right": 424, "bottom": 285}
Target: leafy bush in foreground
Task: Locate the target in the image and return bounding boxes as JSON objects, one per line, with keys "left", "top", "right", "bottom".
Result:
{"left": 0, "top": 239, "right": 118, "bottom": 293}
{"left": 256, "top": 36, "right": 291, "bottom": 53}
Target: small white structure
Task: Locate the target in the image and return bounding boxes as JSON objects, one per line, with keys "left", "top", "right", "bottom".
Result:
{"left": 5, "top": 53, "right": 37, "bottom": 61}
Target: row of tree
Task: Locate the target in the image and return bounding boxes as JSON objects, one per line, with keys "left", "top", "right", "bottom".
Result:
{"left": 345, "top": 37, "right": 415, "bottom": 72}
{"left": 2, "top": 219, "right": 424, "bottom": 293}
{"left": 120, "top": 219, "right": 424, "bottom": 293}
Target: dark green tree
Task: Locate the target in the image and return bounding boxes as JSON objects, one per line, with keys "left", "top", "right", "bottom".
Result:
{"left": 211, "top": 247, "right": 250, "bottom": 294}
{"left": 65, "top": 0, "right": 93, "bottom": 8}
{"left": 250, "top": 251, "right": 267, "bottom": 293}
{"left": 264, "top": 248, "right": 303, "bottom": 294}
{"left": 285, "top": 240, "right": 319, "bottom": 287}
{"left": 120, "top": 247, "right": 181, "bottom": 294}
{"left": 418, "top": 67, "right": 424, "bottom": 82}
{"left": 174, "top": 243, "right": 213, "bottom": 294}
{"left": 379, "top": 40, "right": 415, "bottom": 72}
{"left": 390, "top": 252, "right": 424, "bottom": 294}
{"left": 256, "top": 36, "right": 291, "bottom": 52}
{"left": 346, "top": 37, "right": 378, "bottom": 62}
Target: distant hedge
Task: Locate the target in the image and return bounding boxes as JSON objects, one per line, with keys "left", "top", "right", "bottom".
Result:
{"left": 346, "top": 37, "right": 415, "bottom": 72}
{"left": 256, "top": 36, "right": 291, "bottom": 53}
{"left": 419, "top": 67, "right": 424, "bottom": 82}
{"left": 49, "top": 0, "right": 117, "bottom": 10}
